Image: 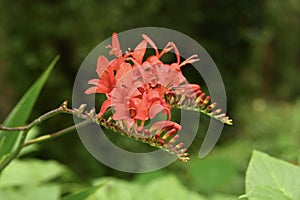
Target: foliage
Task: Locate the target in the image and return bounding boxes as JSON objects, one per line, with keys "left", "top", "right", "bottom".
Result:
{"left": 1, "top": 62, "right": 300, "bottom": 199}
{"left": 0, "top": 159, "right": 64, "bottom": 200}
{"left": 0, "top": 0, "right": 300, "bottom": 199}
{"left": 240, "top": 150, "right": 300, "bottom": 199}
{"left": 0, "top": 157, "right": 237, "bottom": 199}
{"left": 0, "top": 56, "right": 59, "bottom": 170}
{"left": 2, "top": 150, "right": 300, "bottom": 199}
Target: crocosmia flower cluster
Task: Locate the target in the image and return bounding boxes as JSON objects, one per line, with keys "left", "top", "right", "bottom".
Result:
{"left": 86, "top": 33, "right": 232, "bottom": 162}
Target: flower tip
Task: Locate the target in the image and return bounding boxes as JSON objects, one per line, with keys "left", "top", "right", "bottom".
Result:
{"left": 227, "top": 119, "right": 233, "bottom": 125}
{"left": 98, "top": 112, "right": 104, "bottom": 116}
{"left": 179, "top": 156, "right": 190, "bottom": 162}
{"left": 175, "top": 142, "right": 184, "bottom": 149}
{"left": 173, "top": 123, "right": 182, "bottom": 130}
{"left": 85, "top": 87, "right": 97, "bottom": 95}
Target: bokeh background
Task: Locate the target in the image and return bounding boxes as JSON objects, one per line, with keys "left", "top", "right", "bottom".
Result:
{"left": 0, "top": 0, "right": 300, "bottom": 198}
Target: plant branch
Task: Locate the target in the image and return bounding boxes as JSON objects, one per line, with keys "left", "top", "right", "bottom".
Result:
{"left": 0, "top": 101, "right": 98, "bottom": 131}
{"left": 0, "top": 101, "right": 97, "bottom": 171}
{"left": 23, "top": 120, "right": 90, "bottom": 147}
{"left": 0, "top": 105, "right": 66, "bottom": 131}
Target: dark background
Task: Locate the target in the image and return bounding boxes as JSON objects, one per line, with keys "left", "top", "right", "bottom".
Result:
{"left": 0, "top": 0, "right": 299, "bottom": 196}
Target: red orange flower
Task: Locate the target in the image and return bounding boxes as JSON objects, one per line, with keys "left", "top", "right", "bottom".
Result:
{"left": 85, "top": 32, "right": 232, "bottom": 162}
{"left": 86, "top": 33, "right": 231, "bottom": 162}
{"left": 85, "top": 33, "right": 200, "bottom": 122}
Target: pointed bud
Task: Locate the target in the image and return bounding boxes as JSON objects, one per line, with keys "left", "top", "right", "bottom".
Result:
{"left": 178, "top": 148, "right": 187, "bottom": 154}
{"left": 202, "top": 96, "right": 211, "bottom": 107}
{"left": 212, "top": 108, "right": 222, "bottom": 115}
{"left": 206, "top": 102, "right": 217, "bottom": 111}
{"left": 175, "top": 142, "right": 184, "bottom": 149}
{"left": 162, "top": 128, "right": 177, "bottom": 140}
{"left": 196, "top": 93, "right": 206, "bottom": 104}
{"left": 159, "top": 139, "right": 165, "bottom": 145}
{"left": 155, "top": 133, "right": 161, "bottom": 140}
{"left": 169, "top": 135, "right": 179, "bottom": 143}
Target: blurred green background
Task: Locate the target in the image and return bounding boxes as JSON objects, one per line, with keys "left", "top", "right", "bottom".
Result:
{"left": 0, "top": 0, "right": 300, "bottom": 198}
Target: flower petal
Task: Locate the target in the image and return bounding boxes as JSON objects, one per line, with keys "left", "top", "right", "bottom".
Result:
{"left": 95, "top": 83, "right": 111, "bottom": 94}
{"left": 96, "top": 55, "right": 110, "bottom": 78}
{"left": 113, "top": 104, "right": 130, "bottom": 120}
{"left": 148, "top": 90, "right": 160, "bottom": 102}
{"left": 132, "top": 40, "right": 147, "bottom": 64}
{"left": 149, "top": 103, "right": 164, "bottom": 119}
{"left": 115, "top": 62, "right": 132, "bottom": 81}
{"left": 85, "top": 86, "right": 97, "bottom": 94}
{"left": 110, "top": 32, "right": 122, "bottom": 57}
{"left": 142, "top": 34, "right": 159, "bottom": 56}
{"left": 150, "top": 121, "right": 181, "bottom": 131}
{"left": 88, "top": 79, "right": 100, "bottom": 85}
{"left": 99, "top": 99, "right": 112, "bottom": 116}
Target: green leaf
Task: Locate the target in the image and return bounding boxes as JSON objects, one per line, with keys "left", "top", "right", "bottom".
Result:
{"left": 0, "top": 184, "right": 60, "bottom": 200}
{"left": 93, "top": 178, "right": 138, "bottom": 200}
{"left": 61, "top": 184, "right": 105, "bottom": 200}
{"left": 240, "top": 186, "right": 290, "bottom": 200}
{"left": 0, "top": 159, "right": 66, "bottom": 187}
{"left": 0, "top": 56, "right": 59, "bottom": 170}
{"left": 242, "top": 150, "right": 300, "bottom": 200}
{"left": 210, "top": 194, "right": 238, "bottom": 200}
{"left": 139, "top": 175, "right": 207, "bottom": 200}
{"left": 93, "top": 175, "right": 207, "bottom": 200}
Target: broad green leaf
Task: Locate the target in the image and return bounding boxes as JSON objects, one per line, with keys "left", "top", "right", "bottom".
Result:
{"left": 140, "top": 175, "right": 207, "bottom": 200}
{"left": 0, "top": 184, "right": 60, "bottom": 200}
{"left": 210, "top": 194, "right": 238, "bottom": 200}
{"left": 0, "top": 56, "right": 59, "bottom": 169}
{"left": 93, "top": 175, "right": 207, "bottom": 200}
{"left": 242, "top": 150, "right": 300, "bottom": 200}
{"left": 240, "top": 186, "right": 290, "bottom": 200}
{"left": 0, "top": 159, "right": 66, "bottom": 187}
{"left": 93, "top": 178, "right": 138, "bottom": 200}
{"left": 62, "top": 184, "right": 105, "bottom": 200}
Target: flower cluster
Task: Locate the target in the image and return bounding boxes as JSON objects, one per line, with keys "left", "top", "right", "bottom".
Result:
{"left": 86, "top": 33, "right": 232, "bottom": 162}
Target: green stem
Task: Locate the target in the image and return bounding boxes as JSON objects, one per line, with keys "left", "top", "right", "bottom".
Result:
{"left": 0, "top": 107, "right": 65, "bottom": 131}
{"left": 0, "top": 101, "right": 98, "bottom": 132}
{"left": 23, "top": 120, "right": 90, "bottom": 147}
{"left": 0, "top": 101, "right": 98, "bottom": 171}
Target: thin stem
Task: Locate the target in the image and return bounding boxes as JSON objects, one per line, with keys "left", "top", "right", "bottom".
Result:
{"left": 23, "top": 120, "right": 90, "bottom": 147}
{"left": 0, "top": 101, "right": 98, "bottom": 132}
{"left": 0, "top": 101, "right": 98, "bottom": 171}
{"left": 0, "top": 106, "right": 66, "bottom": 131}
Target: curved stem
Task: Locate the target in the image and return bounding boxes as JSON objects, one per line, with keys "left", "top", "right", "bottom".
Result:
{"left": 0, "top": 107, "right": 65, "bottom": 131}
{"left": 0, "top": 101, "right": 99, "bottom": 171}
{"left": 23, "top": 120, "right": 90, "bottom": 147}
{"left": 0, "top": 101, "right": 98, "bottom": 132}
